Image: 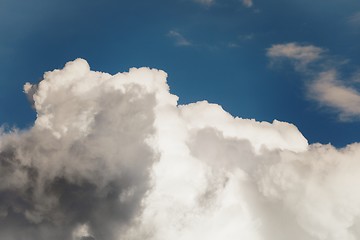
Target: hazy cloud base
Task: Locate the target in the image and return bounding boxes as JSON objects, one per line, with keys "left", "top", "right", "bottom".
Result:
{"left": 1, "top": 59, "right": 360, "bottom": 240}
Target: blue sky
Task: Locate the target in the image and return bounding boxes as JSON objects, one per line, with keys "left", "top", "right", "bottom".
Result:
{"left": 1, "top": 0, "right": 360, "bottom": 147}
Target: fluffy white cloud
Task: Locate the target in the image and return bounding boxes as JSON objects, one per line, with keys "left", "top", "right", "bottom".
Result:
{"left": 1, "top": 59, "right": 360, "bottom": 240}
{"left": 267, "top": 42, "right": 360, "bottom": 120}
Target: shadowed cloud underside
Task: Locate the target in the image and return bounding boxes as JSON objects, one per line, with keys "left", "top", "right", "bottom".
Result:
{"left": 0, "top": 59, "right": 360, "bottom": 240}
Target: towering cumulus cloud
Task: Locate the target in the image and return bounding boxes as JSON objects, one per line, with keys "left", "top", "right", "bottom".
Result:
{"left": 1, "top": 59, "right": 360, "bottom": 240}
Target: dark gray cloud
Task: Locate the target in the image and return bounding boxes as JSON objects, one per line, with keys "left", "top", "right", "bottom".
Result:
{"left": 0, "top": 59, "right": 160, "bottom": 240}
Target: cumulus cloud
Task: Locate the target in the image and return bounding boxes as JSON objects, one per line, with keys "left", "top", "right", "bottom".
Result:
{"left": 267, "top": 42, "right": 360, "bottom": 120}
{"left": 1, "top": 59, "right": 360, "bottom": 240}
{"left": 0, "top": 59, "right": 163, "bottom": 240}
{"left": 167, "top": 30, "right": 192, "bottom": 47}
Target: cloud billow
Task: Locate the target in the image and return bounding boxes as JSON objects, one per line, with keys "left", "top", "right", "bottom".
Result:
{"left": 0, "top": 59, "right": 160, "bottom": 240}
{"left": 1, "top": 59, "right": 360, "bottom": 240}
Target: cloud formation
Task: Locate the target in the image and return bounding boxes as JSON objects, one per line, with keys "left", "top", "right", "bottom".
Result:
{"left": 1, "top": 59, "right": 360, "bottom": 240}
{"left": 242, "top": 0, "right": 253, "bottom": 8}
{"left": 309, "top": 70, "right": 360, "bottom": 120}
{"left": 267, "top": 43, "right": 323, "bottom": 69}
{"left": 267, "top": 42, "right": 360, "bottom": 120}
{"left": 167, "top": 30, "right": 192, "bottom": 47}
{"left": 1, "top": 59, "right": 162, "bottom": 240}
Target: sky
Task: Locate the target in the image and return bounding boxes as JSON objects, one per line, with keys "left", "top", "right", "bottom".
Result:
{"left": 1, "top": 1, "right": 360, "bottom": 240}
{"left": 0, "top": 0, "right": 359, "bottom": 147}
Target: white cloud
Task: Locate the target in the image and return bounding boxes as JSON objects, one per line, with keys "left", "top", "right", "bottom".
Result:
{"left": 242, "top": 0, "right": 253, "bottom": 8}
{"left": 267, "top": 42, "right": 360, "bottom": 120}
{"left": 309, "top": 70, "right": 360, "bottom": 120}
{"left": 1, "top": 59, "right": 166, "bottom": 240}
{"left": 167, "top": 30, "right": 192, "bottom": 47}
{"left": 1, "top": 59, "right": 360, "bottom": 240}
{"left": 267, "top": 42, "right": 323, "bottom": 68}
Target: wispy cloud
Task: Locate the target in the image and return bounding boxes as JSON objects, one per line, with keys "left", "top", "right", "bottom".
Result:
{"left": 348, "top": 11, "right": 360, "bottom": 26}
{"left": 227, "top": 34, "right": 254, "bottom": 48}
{"left": 227, "top": 42, "right": 240, "bottom": 48}
{"left": 267, "top": 43, "right": 323, "bottom": 68}
{"left": 267, "top": 42, "right": 360, "bottom": 121}
{"left": 167, "top": 30, "right": 192, "bottom": 47}
{"left": 351, "top": 69, "right": 360, "bottom": 83}
{"left": 238, "top": 33, "right": 254, "bottom": 41}
{"left": 242, "top": 0, "right": 253, "bottom": 8}
{"left": 310, "top": 70, "right": 360, "bottom": 120}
